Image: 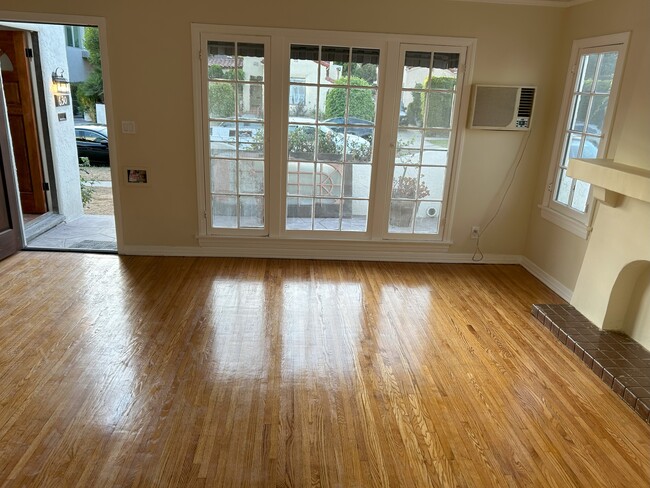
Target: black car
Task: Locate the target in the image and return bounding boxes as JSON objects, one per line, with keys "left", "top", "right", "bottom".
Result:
{"left": 322, "top": 117, "right": 374, "bottom": 141}
{"left": 76, "top": 125, "right": 109, "bottom": 165}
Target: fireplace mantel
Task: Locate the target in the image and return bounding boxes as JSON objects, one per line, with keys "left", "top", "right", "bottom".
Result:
{"left": 567, "top": 158, "right": 650, "bottom": 206}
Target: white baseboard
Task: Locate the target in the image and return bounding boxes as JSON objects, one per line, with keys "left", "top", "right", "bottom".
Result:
{"left": 120, "top": 244, "right": 521, "bottom": 265}
{"left": 520, "top": 256, "right": 573, "bottom": 302}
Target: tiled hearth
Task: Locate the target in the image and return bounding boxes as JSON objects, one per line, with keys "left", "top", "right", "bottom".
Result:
{"left": 532, "top": 304, "right": 650, "bottom": 424}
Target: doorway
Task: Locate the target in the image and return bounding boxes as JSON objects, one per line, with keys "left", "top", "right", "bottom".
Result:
{"left": 0, "top": 19, "right": 117, "bottom": 253}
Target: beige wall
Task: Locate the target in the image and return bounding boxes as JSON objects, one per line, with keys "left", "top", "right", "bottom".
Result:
{"left": 524, "top": 0, "right": 650, "bottom": 292}
{"left": 0, "top": 1, "right": 566, "bottom": 253}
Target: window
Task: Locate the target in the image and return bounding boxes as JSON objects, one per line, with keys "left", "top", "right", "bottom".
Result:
{"left": 388, "top": 48, "right": 461, "bottom": 236}
{"left": 206, "top": 40, "right": 267, "bottom": 232}
{"left": 65, "top": 26, "right": 83, "bottom": 48}
{"left": 289, "top": 78, "right": 306, "bottom": 107}
{"left": 194, "top": 25, "right": 473, "bottom": 248}
{"left": 542, "top": 33, "right": 628, "bottom": 236}
{"left": 286, "top": 45, "right": 378, "bottom": 232}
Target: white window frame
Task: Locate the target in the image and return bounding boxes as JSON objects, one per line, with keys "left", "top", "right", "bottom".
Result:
{"left": 196, "top": 33, "right": 271, "bottom": 237}
{"left": 540, "top": 32, "right": 629, "bottom": 239}
{"left": 192, "top": 24, "right": 475, "bottom": 251}
{"left": 381, "top": 43, "right": 467, "bottom": 241}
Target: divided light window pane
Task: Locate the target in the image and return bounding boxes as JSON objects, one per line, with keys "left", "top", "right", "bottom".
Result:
{"left": 286, "top": 44, "right": 379, "bottom": 233}
{"left": 388, "top": 50, "right": 459, "bottom": 236}
{"left": 554, "top": 50, "right": 619, "bottom": 212}
{"left": 207, "top": 41, "right": 266, "bottom": 229}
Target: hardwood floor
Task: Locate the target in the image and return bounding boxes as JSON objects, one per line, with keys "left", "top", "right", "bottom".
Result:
{"left": 0, "top": 252, "right": 648, "bottom": 487}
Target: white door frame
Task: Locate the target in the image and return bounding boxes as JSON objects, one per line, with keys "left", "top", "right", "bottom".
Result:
{"left": 0, "top": 10, "right": 123, "bottom": 252}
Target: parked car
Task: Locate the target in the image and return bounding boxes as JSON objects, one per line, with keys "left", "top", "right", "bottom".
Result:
{"left": 569, "top": 137, "right": 599, "bottom": 159}
{"left": 322, "top": 117, "right": 374, "bottom": 141}
{"left": 288, "top": 123, "right": 371, "bottom": 162}
{"left": 76, "top": 125, "right": 109, "bottom": 165}
{"left": 210, "top": 115, "right": 263, "bottom": 146}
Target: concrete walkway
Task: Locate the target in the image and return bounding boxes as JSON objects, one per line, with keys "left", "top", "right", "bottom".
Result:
{"left": 28, "top": 215, "right": 117, "bottom": 251}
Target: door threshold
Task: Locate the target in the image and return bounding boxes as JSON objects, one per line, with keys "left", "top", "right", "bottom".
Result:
{"left": 23, "top": 212, "right": 65, "bottom": 242}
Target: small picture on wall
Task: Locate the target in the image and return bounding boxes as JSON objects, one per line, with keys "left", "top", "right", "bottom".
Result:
{"left": 126, "top": 169, "right": 148, "bottom": 184}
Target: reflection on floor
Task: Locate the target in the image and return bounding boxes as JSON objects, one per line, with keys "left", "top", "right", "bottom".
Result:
{"left": 28, "top": 215, "right": 116, "bottom": 251}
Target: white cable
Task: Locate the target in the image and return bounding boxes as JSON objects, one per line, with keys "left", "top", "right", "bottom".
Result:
{"left": 472, "top": 131, "right": 531, "bottom": 262}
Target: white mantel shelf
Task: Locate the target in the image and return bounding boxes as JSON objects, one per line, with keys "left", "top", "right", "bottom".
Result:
{"left": 568, "top": 158, "right": 650, "bottom": 206}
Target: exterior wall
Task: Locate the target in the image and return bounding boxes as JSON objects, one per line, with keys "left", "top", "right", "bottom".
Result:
{"left": 289, "top": 60, "right": 343, "bottom": 117}
{"left": 0, "top": 21, "right": 83, "bottom": 219}
{"left": 65, "top": 45, "right": 91, "bottom": 83}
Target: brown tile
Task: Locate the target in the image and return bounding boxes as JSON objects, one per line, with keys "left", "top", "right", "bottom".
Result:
{"left": 558, "top": 330, "right": 569, "bottom": 345}
{"left": 551, "top": 324, "right": 561, "bottom": 337}
{"left": 582, "top": 352, "right": 593, "bottom": 370}
{"left": 565, "top": 337, "right": 577, "bottom": 353}
{"left": 630, "top": 376, "right": 650, "bottom": 387}
{"left": 624, "top": 387, "right": 650, "bottom": 409}
{"left": 601, "top": 369, "right": 615, "bottom": 388}
{"left": 543, "top": 315, "right": 555, "bottom": 330}
{"left": 636, "top": 398, "right": 650, "bottom": 422}
{"left": 613, "top": 378, "right": 627, "bottom": 397}
{"left": 591, "top": 360, "right": 604, "bottom": 378}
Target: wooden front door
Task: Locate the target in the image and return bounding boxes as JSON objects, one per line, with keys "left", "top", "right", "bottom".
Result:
{"left": 0, "top": 30, "right": 47, "bottom": 214}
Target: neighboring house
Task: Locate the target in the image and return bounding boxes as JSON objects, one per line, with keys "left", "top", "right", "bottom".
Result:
{"left": 64, "top": 25, "right": 91, "bottom": 83}
{"left": 289, "top": 60, "right": 343, "bottom": 117}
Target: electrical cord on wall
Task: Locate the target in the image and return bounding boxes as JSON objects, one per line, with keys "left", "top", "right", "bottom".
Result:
{"left": 472, "top": 131, "right": 532, "bottom": 262}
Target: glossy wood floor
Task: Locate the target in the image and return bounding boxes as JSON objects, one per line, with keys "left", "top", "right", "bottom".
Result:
{"left": 0, "top": 252, "right": 649, "bottom": 487}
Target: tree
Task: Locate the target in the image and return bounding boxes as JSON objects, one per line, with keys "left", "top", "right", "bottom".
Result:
{"left": 207, "top": 65, "right": 245, "bottom": 81}
{"left": 421, "top": 76, "right": 455, "bottom": 128}
{"left": 324, "top": 77, "right": 375, "bottom": 121}
{"left": 75, "top": 27, "right": 103, "bottom": 121}
{"left": 341, "top": 63, "right": 377, "bottom": 85}
{"left": 208, "top": 83, "right": 236, "bottom": 119}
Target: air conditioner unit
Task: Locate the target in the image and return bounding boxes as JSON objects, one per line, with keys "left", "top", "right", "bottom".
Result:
{"left": 468, "top": 85, "right": 536, "bottom": 131}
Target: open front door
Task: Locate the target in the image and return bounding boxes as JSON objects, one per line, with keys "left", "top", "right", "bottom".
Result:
{"left": 0, "top": 71, "right": 22, "bottom": 260}
{"left": 0, "top": 30, "right": 46, "bottom": 214}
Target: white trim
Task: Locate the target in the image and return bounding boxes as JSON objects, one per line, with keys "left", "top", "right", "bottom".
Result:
{"left": 0, "top": 10, "right": 123, "bottom": 253}
{"left": 539, "top": 205, "right": 590, "bottom": 239}
{"left": 121, "top": 242, "right": 528, "bottom": 264}
{"left": 520, "top": 256, "right": 574, "bottom": 302}
{"left": 447, "top": 0, "right": 592, "bottom": 7}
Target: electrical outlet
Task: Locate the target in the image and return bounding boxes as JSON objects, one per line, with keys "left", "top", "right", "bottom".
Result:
{"left": 471, "top": 226, "right": 480, "bottom": 239}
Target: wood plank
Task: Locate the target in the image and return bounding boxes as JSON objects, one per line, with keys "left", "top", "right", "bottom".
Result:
{"left": 0, "top": 252, "right": 648, "bottom": 486}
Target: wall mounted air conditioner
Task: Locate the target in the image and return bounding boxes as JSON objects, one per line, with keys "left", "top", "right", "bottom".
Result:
{"left": 468, "top": 85, "right": 536, "bottom": 131}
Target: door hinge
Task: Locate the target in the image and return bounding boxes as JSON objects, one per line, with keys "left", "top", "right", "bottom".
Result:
{"left": 43, "top": 182, "right": 49, "bottom": 191}
{"left": 25, "top": 48, "right": 33, "bottom": 58}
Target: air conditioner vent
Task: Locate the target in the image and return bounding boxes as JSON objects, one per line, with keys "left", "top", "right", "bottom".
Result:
{"left": 517, "top": 88, "right": 535, "bottom": 118}
{"left": 468, "top": 85, "right": 537, "bottom": 131}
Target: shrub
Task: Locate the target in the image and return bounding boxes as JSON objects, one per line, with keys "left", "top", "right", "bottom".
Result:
{"left": 79, "top": 157, "right": 96, "bottom": 207}
{"left": 324, "top": 77, "right": 375, "bottom": 121}
{"left": 421, "top": 76, "right": 456, "bottom": 128}
{"left": 208, "top": 83, "right": 235, "bottom": 118}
